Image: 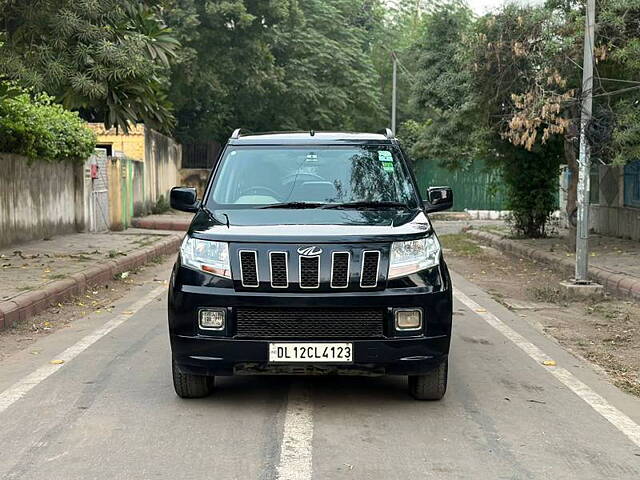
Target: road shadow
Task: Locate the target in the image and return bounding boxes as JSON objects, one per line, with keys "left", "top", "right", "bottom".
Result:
{"left": 207, "top": 374, "right": 414, "bottom": 406}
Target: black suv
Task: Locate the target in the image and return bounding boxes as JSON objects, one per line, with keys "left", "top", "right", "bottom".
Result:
{"left": 168, "top": 130, "right": 453, "bottom": 400}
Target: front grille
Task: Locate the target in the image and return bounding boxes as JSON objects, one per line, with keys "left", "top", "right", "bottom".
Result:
{"left": 299, "top": 256, "right": 320, "bottom": 288}
{"left": 235, "top": 308, "right": 385, "bottom": 338}
{"left": 239, "top": 250, "right": 259, "bottom": 287}
{"left": 360, "top": 251, "right": 380, "bottom": 287}
{"left": 236, "top": 247, "right": 381, "bottom": 289}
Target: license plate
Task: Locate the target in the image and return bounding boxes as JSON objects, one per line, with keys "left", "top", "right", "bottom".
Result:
{"left": 268, "top": 342, "right": 353, "bottom": 363}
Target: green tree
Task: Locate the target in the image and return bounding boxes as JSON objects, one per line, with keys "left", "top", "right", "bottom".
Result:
{"left": 466, "top": 0, "right": 640, "bottom": 236}
{"left": 166, "top": 0, "right": 386, "bottom": 143}
{"left": 0, "top": 0, "right": 179, "bottom": 132}
{"left": 267, "top": 0, "right": 386, "bottom": 132}
{"left": 165, "top": 0, "right": 291, "bottom": 143}
{"left": 369, "top": 0, "right": 429, "bottom": 129}
{"left": 400, "top": 2, "right": 481, "bottom": 169}
{"left": 405, "top": 3, "right": 567, "bottom": 236}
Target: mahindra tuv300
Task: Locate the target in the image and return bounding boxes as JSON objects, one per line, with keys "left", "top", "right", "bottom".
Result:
{"left": 168, "top": 129, "right": 454, "bottom": 400}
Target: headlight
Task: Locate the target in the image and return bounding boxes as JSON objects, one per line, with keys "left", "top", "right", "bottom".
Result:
{"left": 180, "top": 237, "right": 231, "bottom": 278}
{"left": 388, "top": 236, "right": 440, "bottom": 279}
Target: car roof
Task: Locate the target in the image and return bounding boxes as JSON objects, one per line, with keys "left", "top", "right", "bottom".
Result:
{"left": 228, "top": 131, "right": 396, "bottom": 146}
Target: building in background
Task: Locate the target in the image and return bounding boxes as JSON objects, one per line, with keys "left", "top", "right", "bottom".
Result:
{"left": 88, "top": 124, "right": 182, "bottom": 229}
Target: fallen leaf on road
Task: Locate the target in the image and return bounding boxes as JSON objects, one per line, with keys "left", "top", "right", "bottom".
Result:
{"left": 50, "top": 359, "right": 64, "bottom": 365}
{"left": 475, "top": 308, "right": 487, "bottom": 313}
{"left": 542, "top": 360, "right": 556, "bottom": 367}
{"left": 120, "top": 271, "right": 130, "bottom": 279}
{"left": 123, "top": 310, "right": 134, "bottom": 315}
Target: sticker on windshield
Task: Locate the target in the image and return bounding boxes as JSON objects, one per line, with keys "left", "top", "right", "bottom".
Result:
{"left": 378, "top": 151, "right": 394, "bottom": 172}
{"left": 378, "top": 151, "right": 393, "bottom": 162}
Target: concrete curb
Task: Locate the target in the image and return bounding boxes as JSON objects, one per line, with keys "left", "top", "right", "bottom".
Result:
{"left": 131, "top": 217, "right": 190, "bottom": 231}
{"left": 467, "top": 230, "right": 640, "bottom": 301}
{"left": 0, "top": 234, "right": 182, "bottom": 331}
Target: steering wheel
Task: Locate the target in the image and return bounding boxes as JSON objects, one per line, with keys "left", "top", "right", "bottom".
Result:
{"left": 239, "top": 186, "right": 281, "bottom": 199}
{"left": 282, "top": 172, "right": 325, "bottom": 184}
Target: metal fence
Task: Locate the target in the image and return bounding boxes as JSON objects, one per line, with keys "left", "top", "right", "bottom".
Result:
{"left": 414, "top": 160, "right": 508, "bottom": 211}
{"left": 624, "top": 160, "right": 640, "bottom": 208}
{"left": 181, "top": 141, "right": 221, "bottom": 169}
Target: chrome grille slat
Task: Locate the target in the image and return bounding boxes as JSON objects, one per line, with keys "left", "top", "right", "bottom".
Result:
{"left": 331, "top": 252, "right": 350, "bottom": 288}
{"left": 239, "top": 250, "right": 259, "bottom": 287}
{"left": 269, "top": 251, "right": 288, "bottom": 288}
{"left": 299, "top": 255, "right": 320, "bottom": 288}
{"left": 360, "top": 250, "right": 380, "bottom": 288}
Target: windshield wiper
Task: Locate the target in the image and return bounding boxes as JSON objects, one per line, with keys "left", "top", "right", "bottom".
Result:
{"left": 258, "top": 201, "right": 326, "bottom": 209}
{"left": 321, "top": 201, "right": 410, "bottom": 210}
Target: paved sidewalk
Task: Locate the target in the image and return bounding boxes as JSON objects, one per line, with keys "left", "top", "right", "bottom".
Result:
{"left": 469, "top": 227, "right": 640, "bottom": 300}
{"left": 0, "top": 230, "right": 181, "bottom": 329}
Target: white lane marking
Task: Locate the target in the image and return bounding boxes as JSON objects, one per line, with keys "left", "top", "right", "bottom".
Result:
{"left": 455, "top": 289, "right": 640, "bottom": 448}
{"left": 276, "top": 383, "right": 313, "bottom": 480}
{"left": 0, "top": 286, "right": 165, "bottom": 414}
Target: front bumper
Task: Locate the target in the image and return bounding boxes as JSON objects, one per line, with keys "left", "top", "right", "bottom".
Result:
{"left": 169, "top": 264, "right": 452, "bottom": 376}
{"left": 172, "top": 336, "right": 449, "bottom": 376}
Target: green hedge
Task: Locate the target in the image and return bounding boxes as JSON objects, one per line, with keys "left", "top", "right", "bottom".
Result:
{"left": 0, "top": 91, "right": 96, "bottom": 163}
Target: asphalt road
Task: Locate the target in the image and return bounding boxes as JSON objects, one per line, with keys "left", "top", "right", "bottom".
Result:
{"left": 1, "top": 259, "right": 639, "bottom": 480}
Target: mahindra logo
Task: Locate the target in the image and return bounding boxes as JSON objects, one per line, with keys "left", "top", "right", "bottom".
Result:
{"left": 297, "top": 246, "right": 322, "bottom": 256}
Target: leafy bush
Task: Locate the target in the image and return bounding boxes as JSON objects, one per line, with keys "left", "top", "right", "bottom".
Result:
{"left": 500, "top": 143, "right": 563, "bottom": 238}
{"left": 0, "top": 90, "right": 95, "bottom": 163}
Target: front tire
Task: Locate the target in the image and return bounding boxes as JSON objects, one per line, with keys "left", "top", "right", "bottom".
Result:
{"left": 408, "top": 358, "right": 448, "bottom": 400}
{"left": 172, "top": 360, "right": 214, "bottom": 398}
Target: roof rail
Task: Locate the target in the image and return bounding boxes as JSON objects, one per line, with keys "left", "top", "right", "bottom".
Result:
{"left": 231, "top": 128, "right": 244, "bottom": 139}
{"left": 378, "top": 128, "right": 394, "bottom": 139}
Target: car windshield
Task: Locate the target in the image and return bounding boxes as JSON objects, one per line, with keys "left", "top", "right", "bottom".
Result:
{"left": 208, "top": 145, "right": 419, "bottom": 209}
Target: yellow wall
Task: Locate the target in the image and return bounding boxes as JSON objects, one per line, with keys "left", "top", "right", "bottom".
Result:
{"left": 88, "top": 124, "right": 146, "bottom": 162}
{"left": 89, "top": 123, "right": 182, "bottom": 219}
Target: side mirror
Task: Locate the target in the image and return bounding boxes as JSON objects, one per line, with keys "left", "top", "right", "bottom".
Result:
{"left": 423, "top": 186, "right": 453, "bottom": 213}
{"left": 170, "top": 187, "right": 200, "bottom": 213}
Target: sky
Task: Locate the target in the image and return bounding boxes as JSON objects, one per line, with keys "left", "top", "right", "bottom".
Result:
{"left": 384, "top": 0, "right": 545, "bottom": 16}
{"left": 467, "top": 0, "right": 545, "bottom": 15}
{"left": 467, "top": 0, "right": 508, "bottom": 14}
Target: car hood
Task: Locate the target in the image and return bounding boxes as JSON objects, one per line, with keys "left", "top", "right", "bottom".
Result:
{"left": 188, "top": 208, "right": 432, "bottom": 243}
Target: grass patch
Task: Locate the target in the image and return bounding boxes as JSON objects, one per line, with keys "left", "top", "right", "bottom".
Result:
{"left": 46, "top": 274, "right": 68, "bottom": 280}
{"left": 439, "top": 234, "right": 482, "bottom": 256}
{"left": 149, "top": 255, "right": 164, "bottom": 265}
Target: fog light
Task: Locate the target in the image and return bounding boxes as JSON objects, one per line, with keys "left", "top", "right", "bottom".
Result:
{"left": 395, "top": 309, "right": 422, "bottom": 331}
{"left": 199, "top": 308, "right": 226, "bottom": 330}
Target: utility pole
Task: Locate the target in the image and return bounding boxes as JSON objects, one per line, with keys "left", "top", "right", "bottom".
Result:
{"left": 575, "top": 0, "right": 596, "bottom": 283}
{"left": 391, "top": 52, "right": 397, "bottom": 135}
